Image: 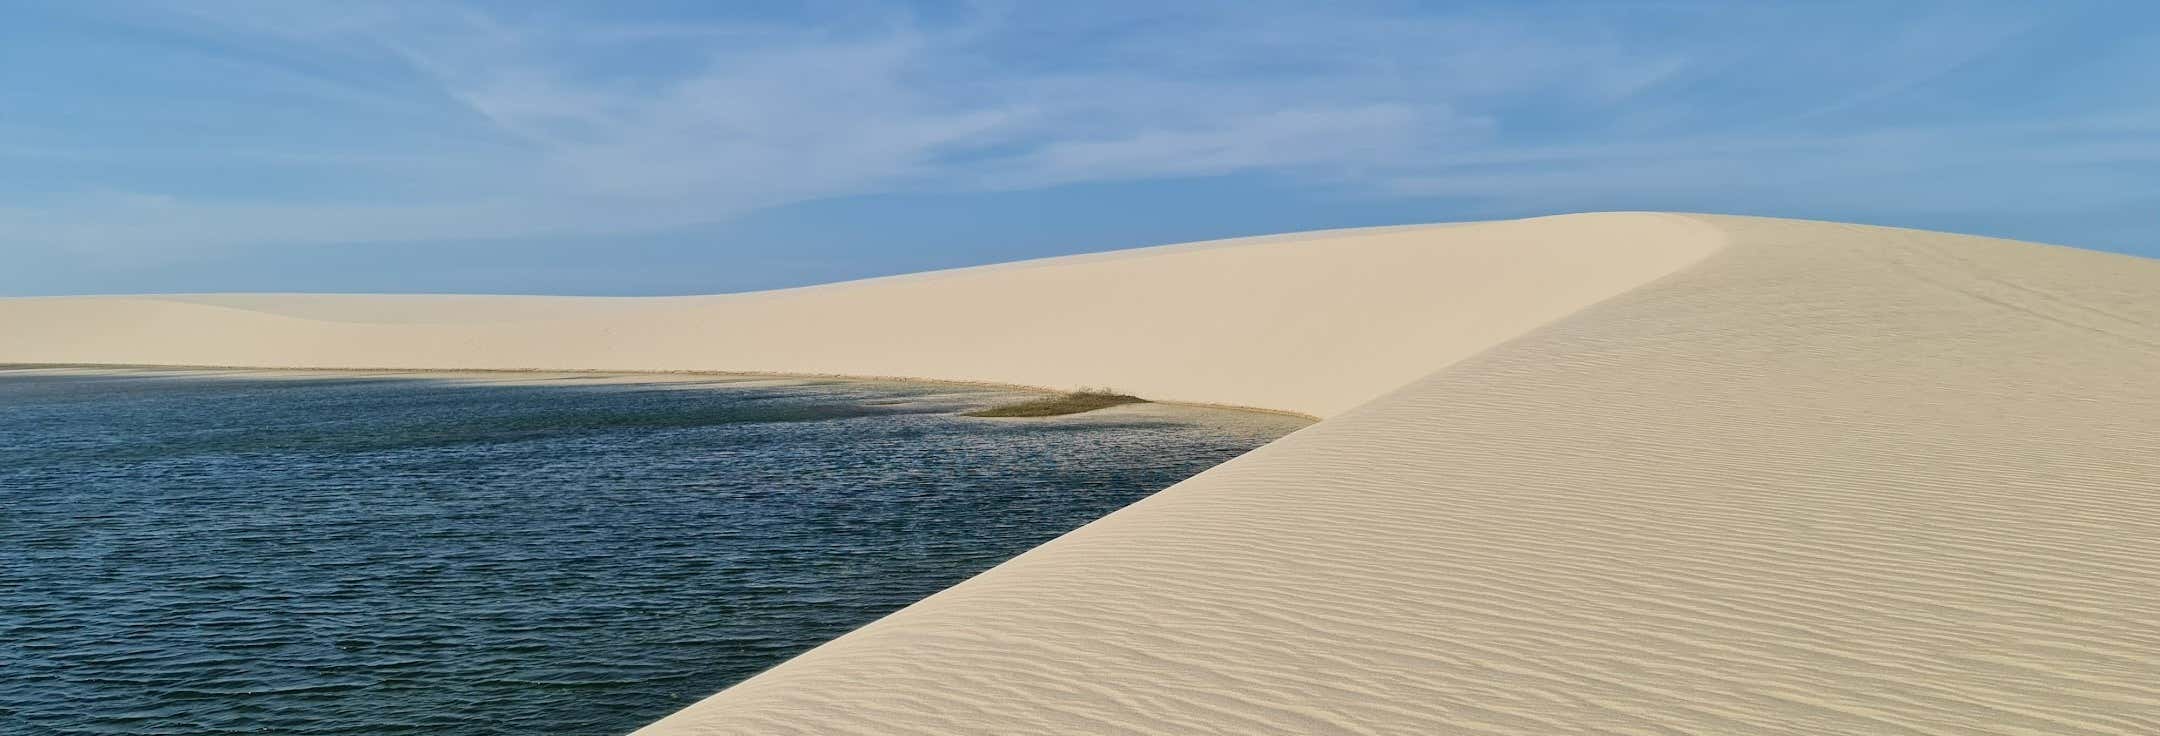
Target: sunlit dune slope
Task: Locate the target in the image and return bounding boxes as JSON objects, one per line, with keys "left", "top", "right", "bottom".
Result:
{"left": 7, "top": 213, "right": 2158, "bottom": 735}
{"left": 0, "top": 213, "right": 1722, "bottom": 417}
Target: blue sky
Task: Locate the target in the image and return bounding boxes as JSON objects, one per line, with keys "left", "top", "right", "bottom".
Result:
{"left": 3, "top": 1, "right": 2156, "bottom": 295}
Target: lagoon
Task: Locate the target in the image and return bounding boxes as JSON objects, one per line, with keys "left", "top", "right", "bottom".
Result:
{"left": 0, "top": 368, "right": 1301, "bottom": 735}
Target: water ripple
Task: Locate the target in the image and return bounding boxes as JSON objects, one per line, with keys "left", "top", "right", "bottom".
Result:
{"left": 0, "top": 369, "right": 1302, "bottom": 735}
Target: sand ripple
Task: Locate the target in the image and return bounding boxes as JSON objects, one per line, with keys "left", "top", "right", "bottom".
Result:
{"left": 8, "top": 213, "right": 2155, "bottom": 734}
{"left": 638, "top": 216, "right": 2160, "bottom": 734}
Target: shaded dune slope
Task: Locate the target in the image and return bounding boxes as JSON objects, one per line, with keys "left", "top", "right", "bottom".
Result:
{"left": 6, "top": 214, "right": 2158, "bottom": 734}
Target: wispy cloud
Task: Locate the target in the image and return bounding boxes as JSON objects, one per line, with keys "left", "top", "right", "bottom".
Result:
{"left": 2, "top": 0, "right": 2155, "bottom": 268}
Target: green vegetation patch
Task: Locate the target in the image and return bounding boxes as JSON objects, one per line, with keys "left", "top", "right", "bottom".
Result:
{"left": 963, "top": 389, "right": 1147, "bottom": 418}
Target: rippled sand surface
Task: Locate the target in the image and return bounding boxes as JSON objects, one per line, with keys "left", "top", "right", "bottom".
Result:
{"left": 6, "top": 213, "right": 2157, "bottom": 734}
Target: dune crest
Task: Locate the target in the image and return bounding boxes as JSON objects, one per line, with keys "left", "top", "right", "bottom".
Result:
{"left": 0, "top": 213, "right": 1722, "bottom": 418}
{"left": 8, "top": 213, "right": 2158, "bottom": 734}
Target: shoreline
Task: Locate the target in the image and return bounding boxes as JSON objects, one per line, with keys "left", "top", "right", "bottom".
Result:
{"left": 7, "top": 212, "right": 2157, "bottom": 735}
{"left": 0, "top": 363, "right": 1325, "bottom": 421}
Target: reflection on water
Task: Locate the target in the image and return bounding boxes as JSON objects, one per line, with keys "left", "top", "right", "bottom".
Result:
{"left": 0, "top": 368, "right": 1303, "bottom": 735}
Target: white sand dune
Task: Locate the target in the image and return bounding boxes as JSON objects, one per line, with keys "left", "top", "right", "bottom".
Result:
{"left": 5, "top": 213, "right": 2157, "bottom": 734}
{"left": 0, "top": 215, "right": 1719, "bottom": 417}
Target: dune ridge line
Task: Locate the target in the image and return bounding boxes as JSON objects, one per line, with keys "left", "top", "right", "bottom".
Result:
{"left": 0, "top": 212, "right": 1724, "bottom": 418}
{"left": 7, "top": 212, "right": 2157, "bottom": 734}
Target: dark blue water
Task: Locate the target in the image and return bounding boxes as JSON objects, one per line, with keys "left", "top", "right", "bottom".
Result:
{"left": 0, "top": 368, "right": 1302, "bottom": 736}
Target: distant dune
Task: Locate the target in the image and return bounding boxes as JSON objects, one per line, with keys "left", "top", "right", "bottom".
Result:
{"left": 6, "top": 213, "right": 2156, "bottom": 734}
{"left": 0, "top": 214, "right": 1721, "bottom": 417}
